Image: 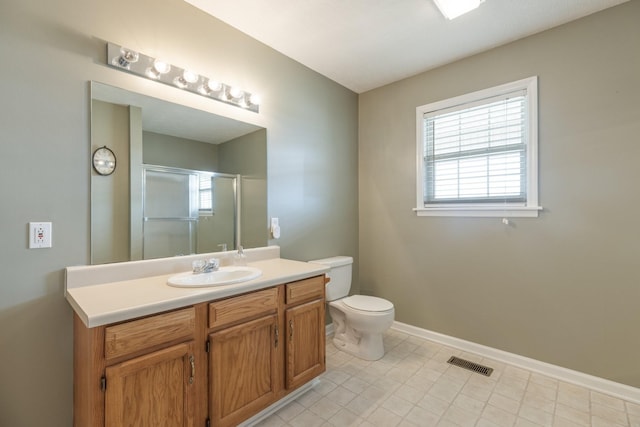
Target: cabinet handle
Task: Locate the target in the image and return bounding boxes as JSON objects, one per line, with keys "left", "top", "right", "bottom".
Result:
{"left": 274, "top": 325, "right": 279, "bottom": 348}
{"left": 289, "top": 319, "right": 294, "bottom": 340}
{"left": 189, "top": 355, "right": 195, "bottom": 385}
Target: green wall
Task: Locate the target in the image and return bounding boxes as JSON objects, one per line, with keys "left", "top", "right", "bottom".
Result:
{"left": 359, "top": 1, "right": 640, "bottom": 387}
{"left": 218, "top": 128, "right": 269, "bottom": 249}
{"left": 143, "top": 131, "right": 220, "bottom": 171}
{"left": 0, "top": 0, "right": 358, "bottom": 425}
{"left": 91, "top": 100, "right": 131, "bottom": 264}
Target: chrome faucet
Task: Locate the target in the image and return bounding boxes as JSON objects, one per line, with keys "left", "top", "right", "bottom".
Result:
{"left": 218, "top": 243, "right": 228, "bottom": 252}
{"left": 192, "top": 258, "right": 220, "bottom": 274}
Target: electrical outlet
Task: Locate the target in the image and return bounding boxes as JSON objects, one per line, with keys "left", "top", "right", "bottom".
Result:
{"left": 29, "top": 222, "right": 52, "bottom": 248}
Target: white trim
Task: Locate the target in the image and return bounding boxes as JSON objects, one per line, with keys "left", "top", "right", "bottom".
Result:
{"left": 525, "top": 76, "right": 539, "bottom": 209}
{"left": 238, "top": 378, "right": 320, "bottom": 426}
{"left": 413, "top": 205, "right": 542, "bottom": 218}
{"left": 391, "top": 321, "right": 640, "bottom": 405}
{"left": 416, "top": 76, "right": 540, "bottom": 218}
{"left": 326, "top": 322, "right": 335, "bottom": 336}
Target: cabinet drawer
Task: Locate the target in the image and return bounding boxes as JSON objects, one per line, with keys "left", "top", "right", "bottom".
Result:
{"left": 209, "top": 287, "right": 278, "bottom": 329}
{"left": 104, "top": 307, "right": 195, "bottom": 361}
{"left": 286, "top": 275, "right": 325, "bottom": 305}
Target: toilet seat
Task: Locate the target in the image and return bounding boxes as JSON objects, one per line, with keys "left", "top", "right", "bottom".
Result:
{"left": 342, "top": 295, "right": 393, "bottom": 312}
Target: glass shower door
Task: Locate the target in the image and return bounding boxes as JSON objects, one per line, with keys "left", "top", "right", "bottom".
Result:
{"left": 143, "top": 167, "right": 198, "bottom": 259}
{"left": 196, "top": 174, "right": 239, "bottom": 253}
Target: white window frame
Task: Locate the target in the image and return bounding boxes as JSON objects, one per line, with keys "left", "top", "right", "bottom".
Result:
{"left": 414, "top": 76, "right": 542, "bottom": 218}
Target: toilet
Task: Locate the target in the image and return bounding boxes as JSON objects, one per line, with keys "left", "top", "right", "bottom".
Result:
{"left": 309, "top": 256, "right": 394, "bottom": 361}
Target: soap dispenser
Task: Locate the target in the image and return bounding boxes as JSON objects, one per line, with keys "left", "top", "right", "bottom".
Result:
{"left": 233, "top": 245, "right": 247, "bottom": 266}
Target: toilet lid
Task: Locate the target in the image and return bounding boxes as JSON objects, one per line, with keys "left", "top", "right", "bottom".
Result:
{"left": 342, "top": 295, "right": 393, "bottom": 312}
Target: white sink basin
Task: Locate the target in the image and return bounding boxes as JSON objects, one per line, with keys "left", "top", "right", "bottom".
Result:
{"left": 167, "top": 266, "right": 262, "bottom": 288}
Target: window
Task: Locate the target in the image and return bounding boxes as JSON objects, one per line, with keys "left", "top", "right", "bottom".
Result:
{"left": 199, "top": 173, "right": 214, "bottom": 215}
{"left": 415, "top": 76, "right": 541, "bottom": 217}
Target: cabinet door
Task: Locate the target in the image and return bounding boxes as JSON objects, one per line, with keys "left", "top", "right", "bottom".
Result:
{"left": 209, "top": 314, "right": 279, "bottom": 427}
{"left": 104, "top": 341, "right": 196, "bottom": 427}
{"left": 285, "top": 299, "right": 325, "bottom": 390}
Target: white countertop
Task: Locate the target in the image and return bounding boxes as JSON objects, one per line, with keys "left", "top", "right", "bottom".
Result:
{"left": 66, "top": 258, "right": 329, "bottom": 328}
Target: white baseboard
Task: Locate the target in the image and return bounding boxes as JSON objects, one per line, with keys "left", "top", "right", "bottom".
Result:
{"left": 326, "top": 323, "right": 334, "bottom": 337}
{"left": 391, "top": 321, "right": 640, "bottom": 405}
{"left": 240, "top": 378, "right": 320, "bottom": 426}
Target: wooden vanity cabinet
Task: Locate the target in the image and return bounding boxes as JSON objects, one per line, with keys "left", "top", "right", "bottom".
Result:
{"left": 206, "top": 277, "right": 326, "bottom": 427}
{"left": 73, "top": 275, "right": 326, "bottom": 427}
{"left": 74, "top": 306, "right": 203, "bottom": 427}
{"left": 207, "top": 287, "right": 282, "bottom": 427}
{"left": 284, "top": 276, "right": 326, "bottom": 391}
{"left": 104, "top": 341, "right": 196, "bottom": 427}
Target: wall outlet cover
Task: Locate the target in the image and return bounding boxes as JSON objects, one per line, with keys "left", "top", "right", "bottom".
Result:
{"left": 29, "top": 222, "right": 52, "bottom": 248}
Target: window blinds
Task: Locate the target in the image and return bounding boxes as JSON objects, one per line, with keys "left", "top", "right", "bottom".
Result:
{"left": 423, "top": 91, "right": 527, "bottom": 205}
{"left": 199, "top": 174, "right": 213, "bottom": 212}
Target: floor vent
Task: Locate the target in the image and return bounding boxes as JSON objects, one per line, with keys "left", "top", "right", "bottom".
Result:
{"left": 447, "top": 356, "right": 493, "bottom": 377}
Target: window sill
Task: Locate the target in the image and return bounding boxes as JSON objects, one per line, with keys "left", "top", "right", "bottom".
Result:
{"left": 413, "top": 206, "right": 542, "bottom": 218}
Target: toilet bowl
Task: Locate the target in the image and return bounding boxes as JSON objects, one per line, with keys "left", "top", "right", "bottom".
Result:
{"left": 328, "top": 295, "right": 394, "bottom": 360}
{"left": 308, "top": 256, "right": 395, "bottom": 361}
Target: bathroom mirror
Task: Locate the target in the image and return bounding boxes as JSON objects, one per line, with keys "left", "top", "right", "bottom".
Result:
{"left": 90, "top": 81, "right": 268, "bottom": 264}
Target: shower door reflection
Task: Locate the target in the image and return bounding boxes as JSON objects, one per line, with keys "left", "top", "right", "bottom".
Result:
{"left": 143, "top": 167, "right": 198, "bottom": 259}
{"left": 142, "top": 165, "right": 240, "bottom": 259}
{"left": 196, "top": 174, "right": 239, "bottom": 254}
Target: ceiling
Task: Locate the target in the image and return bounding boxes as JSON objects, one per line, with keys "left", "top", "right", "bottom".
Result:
{"left": 185, "top": 0, "right": 628, "bottom": 93}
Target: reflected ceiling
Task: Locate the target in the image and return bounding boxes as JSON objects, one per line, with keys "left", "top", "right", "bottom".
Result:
{"left": 92, "top": 82, "right": 260, "bottom": 144}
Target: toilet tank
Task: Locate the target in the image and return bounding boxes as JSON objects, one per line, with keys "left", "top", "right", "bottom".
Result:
{"left": 308, "top": 256, "right": 353, "bottom": 301}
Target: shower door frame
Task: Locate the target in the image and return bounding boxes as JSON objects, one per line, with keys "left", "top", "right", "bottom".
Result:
{"left": 140, "top": 164, "right": 241, "bottom": 259}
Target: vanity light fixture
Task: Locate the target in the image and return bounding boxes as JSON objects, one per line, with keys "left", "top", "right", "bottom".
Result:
{"left": 433, "top": 0, "right": 484, "bottom": 19}
{"left": 198, "top": 79, "right": 223, "bottom": 96}
{"left": 146, "top": 59, "right": 171, "bottom": 79}
{"left": 107, "top": 42, "right": 260, "bottom": 113}
{"left": 115, "top": 47, "right": 139, "bottom": 69}
{"left": 249, "top": 93, "right": 261, "bottom": 106}
{"left": 228, "top": 87, "right": 244, "bottom": 100}
{"left": 174, "top": 69, "right": 199, "bottom": 89}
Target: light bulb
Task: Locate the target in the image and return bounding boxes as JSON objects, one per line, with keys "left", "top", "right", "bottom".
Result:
{"left": 183, "top": 70, "right": 199, "bottom": 84}
{"left": 249, "top": 93, "right": 261, "bottom": 106}
{"left": 153, "top": 60, "right": 171, "bottom": 74}
{"left": 207, "top": 80, "right": 222, "bottom": 92}
{"left": 229, "top": 87, "right": 244, "bottom": 99}
{"left": 198, "top": 79, "right": 222, "bottom": 95}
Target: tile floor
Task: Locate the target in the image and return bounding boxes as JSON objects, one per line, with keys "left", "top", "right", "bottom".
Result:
{"left": 255, "top": 329, "right": 640, "bottom": 427}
